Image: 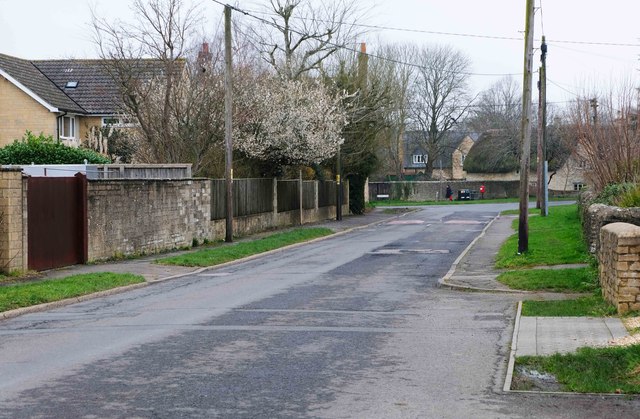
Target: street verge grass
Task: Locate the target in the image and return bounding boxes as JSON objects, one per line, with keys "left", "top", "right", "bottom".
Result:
{"left": 495, "top": 204, "right": 589, "bottom": 269}
{"left": 522, "top": 295, "right": 617, "bottom": 317}
{"left": 516, "top": 345, "right": 640, "bottom": 393}
{"left": 157, "top": 228, "right": 333, "bottom": 267}
{"left": 0, "top": 273, "right": 144, "bottom": 312}
{"left": 497, "top": 267, "right": 598, "bottom": 292}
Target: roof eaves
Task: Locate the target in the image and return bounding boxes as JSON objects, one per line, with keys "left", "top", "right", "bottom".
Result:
{"left": 0, "top": 68, "right": 59, "bottom": 113}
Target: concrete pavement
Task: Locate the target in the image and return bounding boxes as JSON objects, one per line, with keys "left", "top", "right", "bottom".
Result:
{"left": 442, "top": 212, "right": 628, "bottom": 360}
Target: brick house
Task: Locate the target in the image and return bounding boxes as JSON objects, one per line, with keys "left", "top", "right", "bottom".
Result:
{"left": 403, "top": 131, "right": 478, "bottom": 180}
{"left": 0, "top": 53, "right": 130, "bottom": 147}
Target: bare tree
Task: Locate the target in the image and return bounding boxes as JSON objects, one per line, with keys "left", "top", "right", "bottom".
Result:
{"left": 409, "top": 45, "right": 473, "bottom": 178}
{"left": 92, "top": 0, "right": 204, "bottom": 166}
{"left": 251, "top": 0, "right": 364, "bottom": 80}
{"left": 467, "top": 76, "right": 521, "bottom": 137}
{"left": 568, "top": 82, "right": 640, "bottom": 192}
{"left": 371, "top": 44, "right": 415, "bottom": 179}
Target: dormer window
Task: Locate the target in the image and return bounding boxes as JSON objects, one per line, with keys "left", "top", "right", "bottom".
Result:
{"left": 65, "top": 81, "right": 79, "bottom": 88}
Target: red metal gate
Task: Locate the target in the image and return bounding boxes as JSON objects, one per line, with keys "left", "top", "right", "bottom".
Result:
{"left": 27, "top": 174, "right": 88, "bottom": 271}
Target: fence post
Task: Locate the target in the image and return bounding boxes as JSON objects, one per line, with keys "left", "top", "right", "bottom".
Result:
{"left": 273, "top": 178, "right": 278, "bottom": 221}
{"left": 299, "top": 170, "right": 303, "bottom": 225}
{"left": 345, "top": 179, "right": 349, "bottom": 212}
{"left": 314, "top": 180, "right": 319, "bottom": 210}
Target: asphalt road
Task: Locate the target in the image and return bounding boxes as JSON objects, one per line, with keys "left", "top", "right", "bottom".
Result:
{"left": 1, "top": 204, "right": 639, "bottom": 418}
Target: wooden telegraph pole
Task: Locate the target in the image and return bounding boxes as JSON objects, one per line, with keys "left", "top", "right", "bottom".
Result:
{"left": 540, "top": 37, "right": 548, "bottom": 217}
{"left": 518, "top": 0, "right": 535, "bottom": 254}
{"left": 224, "top": 5, "right": 234, "bottom": 242}
{"left": 536, "top": 36, "right": 548, "bottom": 216}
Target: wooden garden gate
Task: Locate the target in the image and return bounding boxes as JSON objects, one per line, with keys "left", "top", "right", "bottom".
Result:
{"left": 27, "top": 174, "right": 87, "bottom": 271}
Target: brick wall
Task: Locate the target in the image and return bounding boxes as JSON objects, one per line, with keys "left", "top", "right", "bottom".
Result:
{"left": 87, "top": 179, "right": 211, "bottom": 260}
{"left": 599, "top": 222, "right": 640, "bottom": 314}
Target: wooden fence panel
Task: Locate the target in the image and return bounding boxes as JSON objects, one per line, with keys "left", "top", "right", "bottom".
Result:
{"left": 235, "top": 178, "right": 273, "bottom": 217}
{"left": 277, "top": 180, "right": 299, "bottom": 213}
{"left": 302, "top": 181, "right": 315, "bottom": 210}
{"left": 212, "top": 178, "right": 274, "bottom": 220}
{"left": 318, "top": 181, "right": 336, "bottom": 207}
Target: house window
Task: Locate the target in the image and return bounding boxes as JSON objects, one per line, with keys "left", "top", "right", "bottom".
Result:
{"left": 102, "top": 117, "right": 135, "bottom": 127}
{"left": 412, "top": 154, "right": 427, "bottom": 164}
{"left": 573, "top": 182, "right": 585, "bottom": 191}
{"left": 461, "top": 153, "right": 466, "bottom": 165}
{"left": 58, "top": 116, "right": 76, "bottom": 139}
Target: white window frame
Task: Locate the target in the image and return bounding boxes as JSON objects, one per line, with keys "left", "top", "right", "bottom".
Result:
{"left": 58, "top": 116, "right": 76, "bottom": 140}
{"left": 412, "top": 154, "right": 427, "bottom": 165}
{"left": 101, "top": 116, "right": 136, "bottom": 128}
{"left": 573, "top": 182, "right": 585, "bottom": 191}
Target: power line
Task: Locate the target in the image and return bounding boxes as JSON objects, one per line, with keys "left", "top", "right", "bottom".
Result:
{"left": 232, "top": 3, "right": 640, "bottom": 48}
{"left": 547, "top": 78, "right": 578, "bottom": 96}
{"left": 210, "top": 0, "right": 520, "bottom": 77}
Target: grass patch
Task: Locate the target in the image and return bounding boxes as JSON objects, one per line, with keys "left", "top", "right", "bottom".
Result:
{"left": 0, "top": 272, "right": 144, "bottom": 312}
{"left": 522, "top": 294, "right": 617, "bottom": 317}
{"left": 497, "top": 267, "right": 598, "bottom": 292}
{"left": 158, "top": 227, "right": 333, "bottom": 267}
{"left": 495, "top": 204, "right": 589, "bottom": 269}
{"left": 516, "top": 344, "right": 640, "bottom": 393}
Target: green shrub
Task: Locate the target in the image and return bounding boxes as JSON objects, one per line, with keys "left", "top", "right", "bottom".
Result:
{"left": 617, "top": 184, "right": 640, "bottom": 208}
{"left": 0, "top": 131, "right": 111, "bottom": 165}
{"left": 593, "top": 183, "right": 636, "bottom": 206}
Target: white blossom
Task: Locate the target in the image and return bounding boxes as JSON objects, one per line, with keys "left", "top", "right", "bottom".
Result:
{"left": 235, "top": 76, "right": 347, "bottom": 165}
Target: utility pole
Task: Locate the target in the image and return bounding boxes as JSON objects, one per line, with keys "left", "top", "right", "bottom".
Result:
{"left": 590, "top": 98, "right": 599, "bottom": 125}
{"left": 224, "top": 5, "right": 234, "bottom": 242}
{"left": 518, "top": 0, "right": 535, "bottom": 254}
{"left": 541, "top": 37, "right": 548, "bottom": 217}
{"left": 536, "top": 36, "right": 548, "bottom": 215}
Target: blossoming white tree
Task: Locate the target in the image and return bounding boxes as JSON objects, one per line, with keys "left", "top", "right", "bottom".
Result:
{"left": 235, "top": 76, "right": 347, "bottom": 168}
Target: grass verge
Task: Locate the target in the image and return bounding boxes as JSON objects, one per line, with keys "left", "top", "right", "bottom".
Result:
{"left": 497, "top": 267, "right": 598, "bottom": 292}
{"left": 0, "top": 272, "right": 145, "bottom": 312}
{"left": 522, "top": 294, "right": 617, "bottom": 317}
{"left": 516, "top": 345, "right": 640, "bottom": 393}
{"left": 157, "top": 227, "right": 333, "bottom": 267}
{"left": 495, "top": 204, "right": 589, "bottom": 269}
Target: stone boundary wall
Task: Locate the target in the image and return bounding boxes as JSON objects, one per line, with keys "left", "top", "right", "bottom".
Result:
{"left": 368, "top": 180, "right": 520, "bottom": 201}
{"left": 599, "top": 222, "right": 640, "bottom": 314}
{"left": 87, "top": 179, "right": 212, "bottom": 261}
{"left": 581, "top": 203, "right": 640, "bottom": 254}
{"left": 0, "top": 172, "right": 351, "bottom": 271}
{"left": 0, "top": 169, "right": 27, "bottom": 272}
{"left": 87, "top": 178, "right": 349, "bottom": 262}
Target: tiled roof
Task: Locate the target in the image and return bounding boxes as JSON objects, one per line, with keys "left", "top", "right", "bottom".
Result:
{"left": 32, "top": 60, "right": 122, "bottom": 114}
{"left": 403, "top": 131, "right": 476, "bottom": 169}
{"left": 1, "top": 54, "right": 180, "bottom": 116}
{"left": 0, "top": 53, "right": 85, "bottom": 113}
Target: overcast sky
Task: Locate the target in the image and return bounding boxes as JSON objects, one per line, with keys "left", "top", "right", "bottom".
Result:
{"left": 1, "top": 0, "right": 638, "bottom": 104}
